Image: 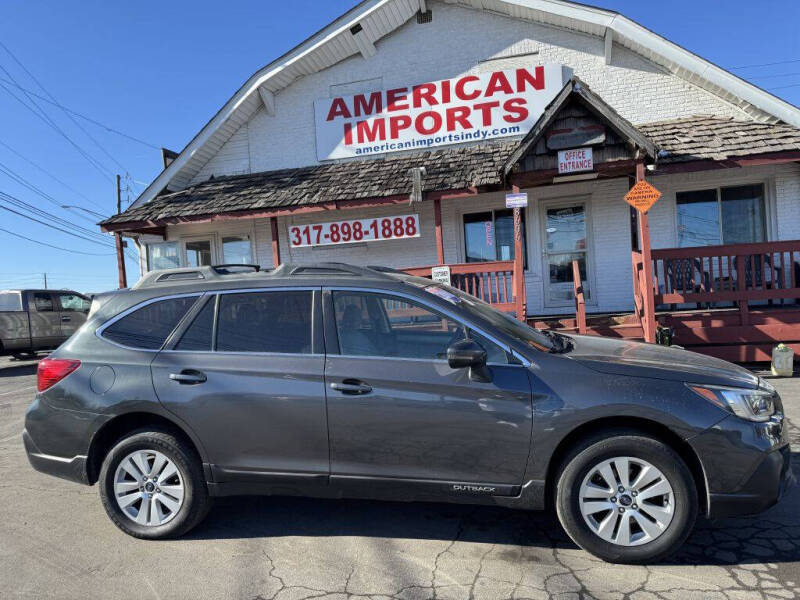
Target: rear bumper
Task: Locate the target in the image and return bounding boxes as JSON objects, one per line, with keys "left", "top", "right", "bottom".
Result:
{"left": 707, "top": 444, "right": 794, "bottom": 519}
{"left": 23, "top": 429, "right": 90, "bottom": 485}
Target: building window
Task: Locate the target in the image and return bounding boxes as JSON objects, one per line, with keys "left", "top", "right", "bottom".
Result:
{"left": 146, "top": 242, "right": 180, "bottom": 271}
{"left": 677, "top": 184, "right": 766, "bottom": 247}
{"left": 185, "top": 239, "right": 213, "bottom": 267}
{"left": 222, "top": 235, "right": 253, "bottom": 264}
{"left": 463, "top": 209, "right": 527, "bottom": 267}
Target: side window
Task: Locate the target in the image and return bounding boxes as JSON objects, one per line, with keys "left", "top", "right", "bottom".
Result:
{"left": 333, "top": 291, "right": 465, "bottom": 360}
{"left": 175, "top": 297, "right": 216, "bottom": 351}
{"left": 102, "top": 296, "right": 197, "bottom": 350}
{"left": 0, "top": 292, "right": 22, "bottom": 311}
{"left": 58, "top": 293, "right": 90, "bottom": 313}
{"left": 216, "top": 291, "right": 312, "bottom": 353}
{"left": 32, "top": 293, "right": 54, "bottom": 312}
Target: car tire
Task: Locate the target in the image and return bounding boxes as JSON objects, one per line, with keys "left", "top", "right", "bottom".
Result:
{"left": 555, "top": 430, "right": 697, "bottom": 564}
{"left": 99, "top": 429, "right": 211, "bottom": 539}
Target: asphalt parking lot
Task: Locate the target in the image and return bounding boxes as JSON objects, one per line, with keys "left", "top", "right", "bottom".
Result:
{"left": 1, "top": 357, "right": 798, "bottom": 600}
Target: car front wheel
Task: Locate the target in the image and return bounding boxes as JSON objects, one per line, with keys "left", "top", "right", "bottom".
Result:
{"left": 555, "top": 432, "right": 698, "bottom": 564}
{"left": 99, "top": 429, "right": 211, "bottom": 539}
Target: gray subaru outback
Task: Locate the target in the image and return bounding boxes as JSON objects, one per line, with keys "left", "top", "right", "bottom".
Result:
{"left": 23, "top": 263, "right": 792, "bottom": 563}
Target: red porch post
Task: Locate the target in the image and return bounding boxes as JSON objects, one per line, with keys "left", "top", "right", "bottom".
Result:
{"left": 633, "top": 162, "right": 657, "bottom": 343}
{"left": 511, "top": 184, "right": 526, "bottom": 321}
{"left": 270, "top": 216, "right": 281, "bottom": 267}
{"left": 572, "top": 260, "right": 587, "bottom": 334}
{"left": 433, "top": 197, "right": 444, "bottom": 265}
{"left": 114, "top": 233, "right": 127, "bottom": 289}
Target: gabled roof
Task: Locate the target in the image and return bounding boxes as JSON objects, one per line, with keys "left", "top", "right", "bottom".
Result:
{"left": 502, "top": 77, "right": 658, "bottom": 175}
{"left": 129, "top": 0, "right": 800, "bottom": 211}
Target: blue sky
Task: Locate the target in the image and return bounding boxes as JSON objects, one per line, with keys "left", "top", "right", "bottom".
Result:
{"left": 0, "top": 0, "right": 798, "bottom": 292}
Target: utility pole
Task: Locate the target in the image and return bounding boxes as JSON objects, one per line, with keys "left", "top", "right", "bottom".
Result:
{"left": 42, "top": 273, "right": 47, "bottom": 289}
{"left": 114, "top": 174, "right": 128, "bottom": 289}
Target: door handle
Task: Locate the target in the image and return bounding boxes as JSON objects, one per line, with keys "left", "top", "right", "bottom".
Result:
{"left": 61, "top": 316, "right": 71, "bottom": 322}
{"left": 330, "top": 379, "right": 372, "bottom": 395}
{"left": 169, "top": 370, "right": 207, "bottom": 384}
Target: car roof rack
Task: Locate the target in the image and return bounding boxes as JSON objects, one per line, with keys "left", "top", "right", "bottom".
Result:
{"left": 211, "top": 264, "right": 260, "bottom": 274}
{"left": 273, "top": 262, "right": 395, "bottom": 278}
{"left": 132, "top": 262, "right": 400, "bottom": 290}
{"left": 133, "top": 264, "right": 262, "bottom": 289}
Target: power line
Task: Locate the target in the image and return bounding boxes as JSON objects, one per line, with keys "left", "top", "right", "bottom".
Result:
{"left": 0, "top": 76, "right": 159, "bottom": 150}
{"left": 768, "top": 83, "right": 800, "bottom": 91}
{"left": 0, "top": 138, "right": 107, "bottom": 211}
{"left": 0, "top": 40, "right": 136, "bottom": 176}
{"left": 0, "top": 75, "right": 114, "bottom": 182}
{"left": 0, "top": 186, "right": 114, "bottom": 243}
{"left": 746, "top": 71, "right": 800, "bottom": 80}
{"left": 0, "top": 227, "right": 115, "bottom": 255}
{"left": 730, "top": 58, "right": 800, "bottom": 70}
{"left": 0, "top": 195, "right": 115, "bottom": 247}
{"left": 0, "top": 161, "right": 96, "bottom": 225}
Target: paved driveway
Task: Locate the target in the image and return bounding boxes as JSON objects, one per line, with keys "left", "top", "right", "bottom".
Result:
{"left": 1, "top": 357, "right": 798, "bottom": 599}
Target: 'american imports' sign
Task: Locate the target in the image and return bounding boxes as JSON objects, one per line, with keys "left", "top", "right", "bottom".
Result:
{"left": 314, "top": 64, "right": 570, "bottom": 160}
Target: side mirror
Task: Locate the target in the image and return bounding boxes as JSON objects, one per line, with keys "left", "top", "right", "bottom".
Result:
{"left": 447, "top": 339, "right": 491, "bottom": 382}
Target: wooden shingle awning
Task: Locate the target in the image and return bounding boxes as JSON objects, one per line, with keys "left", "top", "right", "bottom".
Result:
{"left": 100, "top": 141, "right": 517, "bottom": 232}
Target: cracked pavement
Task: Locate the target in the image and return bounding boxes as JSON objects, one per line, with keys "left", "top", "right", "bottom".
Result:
{"left": 1, "top": 358, "right": 798, "bottom": 599}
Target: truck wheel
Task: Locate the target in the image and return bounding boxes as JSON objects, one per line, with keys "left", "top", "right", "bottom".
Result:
{"left": 555, "top": 432, "right": 697, "bottom": 564}
{"left": 99, "top": 429, "right": 211, "bottom": 539}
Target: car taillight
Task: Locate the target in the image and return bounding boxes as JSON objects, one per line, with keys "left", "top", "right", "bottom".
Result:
{"left": 37, "top": 358, "right": 81, "bottom": 392}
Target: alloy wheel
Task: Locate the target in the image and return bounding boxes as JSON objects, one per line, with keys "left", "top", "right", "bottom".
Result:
{"left": 578, "top": 456, "right": 675, "bottom": 546}
{"left": 113, "top": 449, "right": 185, "bottom": 527}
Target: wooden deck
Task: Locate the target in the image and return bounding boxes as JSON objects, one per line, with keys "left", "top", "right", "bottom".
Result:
{"left": 530, "top": 304, "right": 800, "bottom": 363}
{"left": 404, "top": 240, "right": 800, "bottom": 364}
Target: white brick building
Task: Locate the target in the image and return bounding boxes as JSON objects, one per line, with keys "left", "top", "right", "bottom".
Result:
{"left": 102, "top": 0, "right": 800, "bottom": 359}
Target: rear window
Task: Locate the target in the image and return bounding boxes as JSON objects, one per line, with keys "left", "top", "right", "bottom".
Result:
{"left": 33, "top": 293, "right": 54, "bottom": 312}
{"left": 216, "top": 291, "right": 312, "bottom": 353}
{"left": 102, "top": 296, "right": 197, "bottom": 350}
{"left": 0, "top": 292, "right": 22, "bottom": 311}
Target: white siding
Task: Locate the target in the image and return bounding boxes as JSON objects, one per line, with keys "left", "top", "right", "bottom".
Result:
{"left": 189, "top": 123, "right": 250, "bottom": 185}
{"left": 195, "top": 1, "right": 747, "bottom": 180}
{"left": 277, "top": 201, "right": 438, "bottom": 269}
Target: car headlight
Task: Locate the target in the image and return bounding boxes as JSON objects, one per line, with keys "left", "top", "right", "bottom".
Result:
{"left": 688, "top": 383, "right": 776, "bottom": 422}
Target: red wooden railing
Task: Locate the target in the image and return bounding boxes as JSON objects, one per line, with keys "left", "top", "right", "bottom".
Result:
{"left": 404, "top": 260, "right": 526, "bottom": 319}
{"left": 571, "top": 260, "right": 587, "bottom": 334}
{"left": 651, "top": 240, "right": 800, "bottom": 325}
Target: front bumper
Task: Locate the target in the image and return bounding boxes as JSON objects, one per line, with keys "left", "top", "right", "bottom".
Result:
{"left": 23, "top": 429, "right": 90, "bottom": 484}
{"left": 690, "top": 412, "right": 794, "bottom": 519}
{"left": 707, "top": 444, "right": 794, "bottom": 518}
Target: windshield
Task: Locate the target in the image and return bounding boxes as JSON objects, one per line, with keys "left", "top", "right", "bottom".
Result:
{"left": 414, "top": 280, "right": 565, "bottom": 352}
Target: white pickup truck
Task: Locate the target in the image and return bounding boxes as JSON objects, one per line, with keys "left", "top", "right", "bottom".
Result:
{"left": 0, "top": 289, "right": 90, "bottom": 358}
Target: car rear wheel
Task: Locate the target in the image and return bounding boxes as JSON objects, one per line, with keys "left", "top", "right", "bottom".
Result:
{"left": 99, "top": 429, "right": 211, "bottom": 539}
{"left": 555, "top": 432, "right": 697, "bottom": 564}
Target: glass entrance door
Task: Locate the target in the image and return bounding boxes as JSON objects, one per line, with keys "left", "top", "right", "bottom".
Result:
{"left": 184, "top": 238, "right": 214, "bottom": 267}
{"left": 542, "top": 203, "right": 591, "bottom": 306}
